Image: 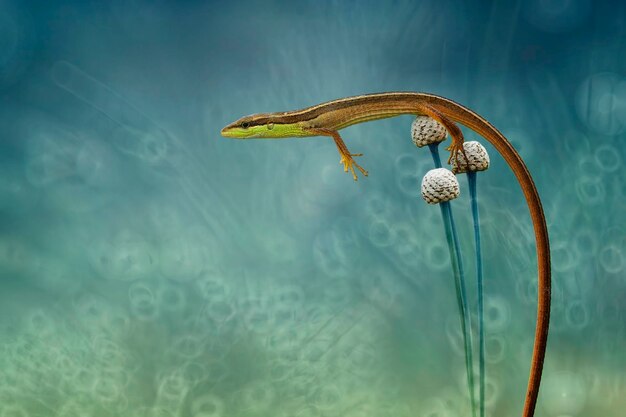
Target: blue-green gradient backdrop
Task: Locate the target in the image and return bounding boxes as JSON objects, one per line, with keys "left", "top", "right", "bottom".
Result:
{"left": 1, "top": 1, "right": 624, "bottom": 416}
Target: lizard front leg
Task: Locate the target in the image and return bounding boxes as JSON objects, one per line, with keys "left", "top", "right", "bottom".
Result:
{"left": 306, "top": 127, "right": 368, "bottom": 181}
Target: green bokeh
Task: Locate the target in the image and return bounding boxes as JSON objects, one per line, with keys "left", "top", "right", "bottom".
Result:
{"left": 0, "top": 1, "right": 624, "bottom": 416}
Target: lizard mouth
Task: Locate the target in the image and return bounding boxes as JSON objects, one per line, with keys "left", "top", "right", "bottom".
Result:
{"left": 220, "top": 125, "right": 245, "bottom": 139}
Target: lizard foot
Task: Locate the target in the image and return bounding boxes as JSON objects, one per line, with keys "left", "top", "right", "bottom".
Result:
{"left": 339, "top": 152, "right": 368, "bottom": 181}
{"left": 446, "top": 140, "right": 469, "bottom": 167}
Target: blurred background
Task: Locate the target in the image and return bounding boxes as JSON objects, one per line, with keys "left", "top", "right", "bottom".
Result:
{"left": 0, "top": 0, "right": 624, "bottom": 416}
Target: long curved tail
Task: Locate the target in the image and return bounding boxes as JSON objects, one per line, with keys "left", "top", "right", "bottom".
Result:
{"left": 429, "top": 96, "right": 551, "bottom": 417}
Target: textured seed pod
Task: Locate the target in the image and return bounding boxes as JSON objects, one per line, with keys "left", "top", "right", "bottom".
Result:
{"left": 411, "top": 116, "right": 447, "bottom": 147}
{"left": 421, "top": 168, "right": 460, "bottom": 204}
{"left": 451, "top": 141, "right": 490, "bottom": 173}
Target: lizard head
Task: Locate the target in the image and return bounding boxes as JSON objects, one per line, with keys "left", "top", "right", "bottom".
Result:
{"left": 221, "top": 112, "right": 304, "bottom": 139}
{"left": 221, "top": 114, "right": 267, "bottom": 139}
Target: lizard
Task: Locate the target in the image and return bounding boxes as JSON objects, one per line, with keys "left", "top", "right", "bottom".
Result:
{"left": 221, "top": 92, "right": 551, "bottom": 417}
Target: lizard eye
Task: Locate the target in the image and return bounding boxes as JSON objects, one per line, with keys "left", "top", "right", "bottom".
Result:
{"left": 241, "top": 122, "right": 250, "bottom": 129}
{"left": 267, "top": 122, "right": 274, "bottom": 130}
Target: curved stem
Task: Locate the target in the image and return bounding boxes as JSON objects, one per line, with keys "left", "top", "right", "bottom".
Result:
{"left": 468, "top": 171, "right": 485, "bottom": 417}
{"left": 429, "top": 144, "right": 476, "bottom": 417}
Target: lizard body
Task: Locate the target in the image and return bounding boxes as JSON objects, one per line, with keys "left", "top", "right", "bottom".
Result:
{"left": 221, "top": 92, "right": 550, "bottom": 417}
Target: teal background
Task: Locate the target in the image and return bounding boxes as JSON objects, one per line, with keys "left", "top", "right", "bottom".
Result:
{"left": 1, "top": 1, "right": 625, "bottom": 416}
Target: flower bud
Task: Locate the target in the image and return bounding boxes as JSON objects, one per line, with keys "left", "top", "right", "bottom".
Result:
{"left": 411, "top": 116, "right": 447, "bottom": 147}
{"left": 421, "top": 168, "right": 460, "bottom": 204}
{"left": 451, "top": 141, "right": 490, "bottom": 174}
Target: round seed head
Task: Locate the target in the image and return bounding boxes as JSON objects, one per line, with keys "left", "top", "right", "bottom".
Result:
{"left": 421, "top": 168, "right": 460, "bottom": 204}
{"left": 451, "top": 141, "right": 490, "bottom": 173}
{"left": 411, "top": 116, "right": 447, "bottom": 147}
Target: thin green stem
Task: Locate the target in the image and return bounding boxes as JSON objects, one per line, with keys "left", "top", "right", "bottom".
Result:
{"left": 468, "top": 171, "right": 485, "bottom": 417}
{"left": 428, "top": 143, "right": 476, "bottom": 417}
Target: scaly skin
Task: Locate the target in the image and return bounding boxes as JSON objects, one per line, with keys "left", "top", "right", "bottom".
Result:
{"left": 221, "top": 92, "right": 551, "bottom": 417}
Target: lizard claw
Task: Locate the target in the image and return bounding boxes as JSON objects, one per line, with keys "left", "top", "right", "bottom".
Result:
{"left": 339, "top": 152, "right": 368, "bottom": 181}
{"left": 446, "top": 141, "right": 468, "bottom": 166}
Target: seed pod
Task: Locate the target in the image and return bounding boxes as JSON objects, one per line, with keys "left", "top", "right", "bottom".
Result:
{"left": 421, "top": 168, "right": 460, "bottom": 204}
{"left": 411, "top": 116, "right": 447, "bottom": 147}
{"left": 451, "top": 141, "right": 490, "bottom": 174}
